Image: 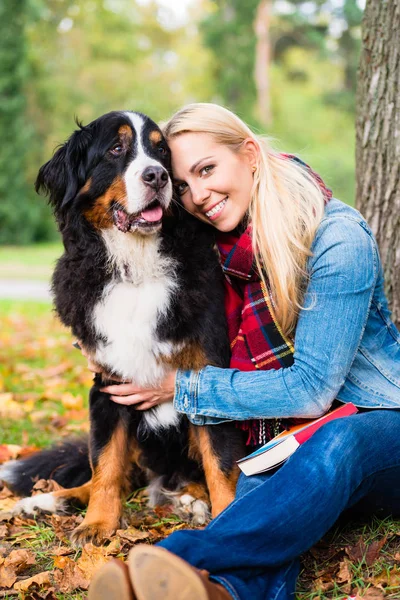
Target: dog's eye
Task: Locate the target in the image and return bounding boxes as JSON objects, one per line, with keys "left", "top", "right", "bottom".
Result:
{"left": 158, "top": 144, "right": 167, "bottom": 156}
{"left": 110, "top": 144, "right": 123, "bottom": 156}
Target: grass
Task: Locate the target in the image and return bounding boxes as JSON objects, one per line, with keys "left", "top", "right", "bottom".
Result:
{"left": 0, "top": 300, "right": 399, "bottom": 599}
{"left": 0, "top": 243, "right": 62, "bottom": 281}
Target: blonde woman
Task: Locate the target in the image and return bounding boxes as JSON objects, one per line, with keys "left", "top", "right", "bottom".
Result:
{"left": 89, "top": 103, "right": 400, "bottom": 600}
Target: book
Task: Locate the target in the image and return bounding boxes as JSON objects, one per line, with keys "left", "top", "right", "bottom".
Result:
{"left": 237, "top": 402, "right": 358, "bottom": 476}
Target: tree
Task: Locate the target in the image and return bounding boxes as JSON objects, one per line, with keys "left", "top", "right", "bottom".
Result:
{"left": 200, "top": 0, "right": 260, "bottom": 122}
{"left": 254, "top": 0, "right": 272, "bottom": 126}
{"left": 356, "top": 0, "right": 400, "bottom": 327}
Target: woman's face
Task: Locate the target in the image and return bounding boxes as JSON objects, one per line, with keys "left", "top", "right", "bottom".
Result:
{"left": 169, "top": 132, "right": 258, "bottom": 232}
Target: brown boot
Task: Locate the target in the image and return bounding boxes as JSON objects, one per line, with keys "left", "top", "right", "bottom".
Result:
{"left": 127, "top": 544, "right": 232, "bottom": 600}
{"left": 88, "top": 558, "right": 135, "bottom": 600}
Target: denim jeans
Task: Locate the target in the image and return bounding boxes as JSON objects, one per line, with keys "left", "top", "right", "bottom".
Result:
{"left": 158, "top": 410, "right": 400, "bottom": 599}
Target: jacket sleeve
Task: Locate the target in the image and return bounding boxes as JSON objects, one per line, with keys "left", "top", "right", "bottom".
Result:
{"left": 173, "top": 216, "right": 378, "bottom": 424}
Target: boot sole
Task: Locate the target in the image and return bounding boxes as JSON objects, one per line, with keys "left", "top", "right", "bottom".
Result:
{"left": 128, "top": 545, "right": 209, "bottom": 600}
{"left": 88, "top": 558, "right": 135, "bottom": 600}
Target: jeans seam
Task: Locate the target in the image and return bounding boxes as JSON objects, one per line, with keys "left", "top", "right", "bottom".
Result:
{"left": 210, "top": 575, "right": 241, "bottom": 600}
{"left": 270, "top": 563, "right": 294, "bottom": 600}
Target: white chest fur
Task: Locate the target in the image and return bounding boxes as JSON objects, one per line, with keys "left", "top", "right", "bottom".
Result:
{"left": 92, "top": 230, "right": 181, "bottom": 430}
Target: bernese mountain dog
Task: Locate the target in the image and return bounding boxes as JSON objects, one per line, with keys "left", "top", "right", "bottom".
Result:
{"left": 0, "top": 111, "right": 245, "bottom": 545}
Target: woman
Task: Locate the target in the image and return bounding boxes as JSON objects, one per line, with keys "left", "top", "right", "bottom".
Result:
{"left": 88, "top": 103, "right": 400, "bottom": 600}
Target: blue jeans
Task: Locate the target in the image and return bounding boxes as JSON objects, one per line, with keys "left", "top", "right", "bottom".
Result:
{"left": 159, "top": 411, "right": 400, "bottom": 599}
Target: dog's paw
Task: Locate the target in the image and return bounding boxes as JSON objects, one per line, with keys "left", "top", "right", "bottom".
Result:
{"left": 173, "top": 493, "right": 210, "bottom": 526}
{"left": 70, "top": 520, "right": 117, "bottom": 546}
{"left": 12, "top": 493, "right": 66, "bottom": 516}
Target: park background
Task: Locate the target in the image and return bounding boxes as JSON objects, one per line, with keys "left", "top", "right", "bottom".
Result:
{"left": 1, "top": 1, "right": 400, "bottom": 599}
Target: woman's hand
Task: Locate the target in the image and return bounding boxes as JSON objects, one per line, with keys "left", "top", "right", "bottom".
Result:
{"left": 100, "top": 370, "right": 177, "bottom": 410}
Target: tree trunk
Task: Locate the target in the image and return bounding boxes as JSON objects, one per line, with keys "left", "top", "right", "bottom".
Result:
{"left": 356, "top": 0, "right": 400, "bottom": 327}
{"left": 254, "top": 0, "right": 272, "bottom": 126}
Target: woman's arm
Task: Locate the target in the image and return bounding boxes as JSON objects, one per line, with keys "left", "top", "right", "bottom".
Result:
{"left": 173, "top": 215, "right": 378, "bottom": 423}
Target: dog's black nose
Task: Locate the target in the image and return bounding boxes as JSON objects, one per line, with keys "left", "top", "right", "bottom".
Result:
{"left": 141, "top": 166, "right": 168, "bottom": 190}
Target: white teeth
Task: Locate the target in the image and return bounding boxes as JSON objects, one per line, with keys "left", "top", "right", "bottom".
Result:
{"left": 205, "top": 198, "right": 227, "bottom": 218}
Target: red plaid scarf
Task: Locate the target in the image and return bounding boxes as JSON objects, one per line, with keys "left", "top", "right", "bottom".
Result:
{"left": 216, "top": 155, "right": 332, "bottom": 445}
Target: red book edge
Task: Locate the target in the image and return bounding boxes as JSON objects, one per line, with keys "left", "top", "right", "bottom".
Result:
{"left": 294, "top": 402, "right": 358, "bottom": 445}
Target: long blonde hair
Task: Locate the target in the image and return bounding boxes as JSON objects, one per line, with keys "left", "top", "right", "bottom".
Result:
{"left": 162, "top": 103, "right": 326, "bottom": 337}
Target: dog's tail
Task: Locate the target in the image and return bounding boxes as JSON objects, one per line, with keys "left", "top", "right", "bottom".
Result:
{"left": 0, "top": 438, "right": 91, "bottom": 497}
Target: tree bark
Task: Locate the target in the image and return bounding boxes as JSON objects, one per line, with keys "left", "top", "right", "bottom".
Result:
{"left": 254, "top": 0, "right": 272, "bottom": 126}
{"left": 356, "top": 0, "right": 400, "bottom": 327}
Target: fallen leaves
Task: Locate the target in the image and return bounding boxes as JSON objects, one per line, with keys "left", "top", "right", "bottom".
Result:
{"left": 300, "top": 527, "right": 400, "bottom": 599}
{"left": 346, "top": 536, "right": 388, "bottom": 566}
{"left": 0, "top": 549, "right": 36, "bottom": 588}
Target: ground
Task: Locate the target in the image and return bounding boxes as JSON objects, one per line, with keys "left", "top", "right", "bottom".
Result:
{"left": 0, "top": 248, "right": 399, "bottom": 599}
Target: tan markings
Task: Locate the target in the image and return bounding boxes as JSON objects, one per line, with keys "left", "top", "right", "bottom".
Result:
{"left": 188, "top": 425, "right": 202, "bottom": 462}
{"left": 149, "top": 130, "right": 162, "bottom": 144}
{"left": 196, "top": 426, "right": 239, "bottom": 517}
{"left": 52, "top": 480, "right": 92, "bottom": 506}
{"left": 84, "top": 176, "right": 128, "bottom": 229}
{"left": 161, "top": 342, "right": 208, "bottom": 370}
{"left": 80, "top": 178, "right": 92, "bottom": 195}
{"left": 118, "top": 124, "right": 133, "bottom": 144}
{"left": 179, "top": 481, "right": 209, "bottom": 504}
{"left": 74, "top": 423, "right": 131, "bottom": 540}
{"left": 129, "top": 437, "right": 143, "bottom": 469}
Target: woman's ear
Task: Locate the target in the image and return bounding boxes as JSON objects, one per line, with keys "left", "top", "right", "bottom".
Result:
{"left": 241, "top": 138, "right": 260, "bottom": 170}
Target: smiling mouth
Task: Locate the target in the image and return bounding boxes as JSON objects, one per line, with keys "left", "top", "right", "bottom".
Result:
{"left": 205, "top": 198, "right": 227, "bottom": 218}
{"left": 112, "top": 200, "right": 163, "bottom": 233}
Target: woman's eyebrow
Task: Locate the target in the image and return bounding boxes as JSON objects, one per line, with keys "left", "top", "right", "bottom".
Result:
{"left": 189, "top": 156, "right": 214, "bottom": 174}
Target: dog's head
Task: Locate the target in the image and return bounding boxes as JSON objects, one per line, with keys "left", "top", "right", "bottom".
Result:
{"left": 36, "top": 111, "right": 173, "bottom": 236}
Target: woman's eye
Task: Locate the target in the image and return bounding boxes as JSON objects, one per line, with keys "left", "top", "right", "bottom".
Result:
{"left": 200, "top": 165, "right": 214, "bottom": 176}
{"left": 176, "top": 182, "right": 188, "bottom": 195}
{"left": 110, "top": 144, "right": 123, "bottom": 156}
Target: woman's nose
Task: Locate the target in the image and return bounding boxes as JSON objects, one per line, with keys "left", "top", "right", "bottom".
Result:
{"left": 191, "top": 183, "right": 210, "bottom": 206}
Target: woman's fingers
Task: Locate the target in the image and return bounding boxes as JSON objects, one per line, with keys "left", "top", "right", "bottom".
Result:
{"left": 100, "top": 383, "right": 142, "bottom": 395}
{"left": 109, "top": 394, "right": 148, "bottom": 406}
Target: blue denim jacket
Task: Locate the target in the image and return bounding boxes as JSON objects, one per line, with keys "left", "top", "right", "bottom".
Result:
{"left": 174, "top": 198, "right": 400, "bottom": 425}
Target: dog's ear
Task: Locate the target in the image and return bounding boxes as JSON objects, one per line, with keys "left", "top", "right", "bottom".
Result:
{"left": 35, "top": 122, "right": 93, "bottom": 213}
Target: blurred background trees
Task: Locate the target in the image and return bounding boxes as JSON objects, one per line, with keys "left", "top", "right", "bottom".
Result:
{"left": 0, "top": 0, "right": 365, "bottom": 243}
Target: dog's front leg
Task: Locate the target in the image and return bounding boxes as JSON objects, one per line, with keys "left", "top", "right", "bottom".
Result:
{"left": 71, "top": 389, "right": 131, "bottom": 545}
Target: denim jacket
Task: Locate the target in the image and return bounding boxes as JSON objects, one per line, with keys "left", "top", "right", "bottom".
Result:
{"left": 174, "top": 199, "right": 400, "bottom": 425}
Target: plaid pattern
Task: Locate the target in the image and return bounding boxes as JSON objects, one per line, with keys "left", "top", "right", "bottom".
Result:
{"left": 216, "top": 155, "right": 332, "bottom": 445}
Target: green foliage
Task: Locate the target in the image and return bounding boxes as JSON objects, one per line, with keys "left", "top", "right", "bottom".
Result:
{"left": 270, "top": 47, "right": 356, "bottom": 205}
{"left": 200, "top": 0, "right": 260, "bottom": 116}
{"left": 0, "top": 0, "right": 363, "bottom": 243}
{"left": 200, "top": 0, "right": 361, "bottom": 205}
{"left": 0, "top": 0, "right": 51, "bottom": 244}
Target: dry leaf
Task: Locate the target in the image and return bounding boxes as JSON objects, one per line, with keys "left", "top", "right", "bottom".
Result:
{"left": 355, "top": 586, "right": 385, "bottom": 599}
{"left": 32, "top": 479, "right": 64, "bottom": 494}
{"left": 53, "top": 559, "right": 90, "bottom": 593}
{"left": 337, "top": 559, "right": 352, "bottom": 584}
{"left": 0, "top": 444, "right": 22, "bottom": 463}
{"left": 116, "top": 527, "right": 151, "bottom": 544}
{"left": 365, "top": 537, "right": 387, "bottom": 566}
{"left": 0, "top": 548, "right": 36, "bottom": 588}
{"left": 0, "top": 395, "right": 25, "bottom": 419}
{"left": 76, "top": 543, "right": 112, "bottom": 580}
{"left": 51, "top": 546, "right": 74, "bottom": 557}
{"left": 369, "top": 566, "right": 400, "bottom": 588}
{"left": 14, "top": 570, "right": 52, "bottom": 592}
{"left": 60, "top": 392, "right": 83, "bottom": 410}
{"left": 312, "top": 577, "right": 335, "bottom": 593}
{"left": 346, "top": 537, "right": 366, "bottom": 563}
{"left": 0, "top": 496, "right": 19, "bottom": 512}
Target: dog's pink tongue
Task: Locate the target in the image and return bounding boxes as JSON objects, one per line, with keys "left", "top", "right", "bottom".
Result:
{"left": 140, "top": 205, "right": 163, "bottom": 222}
